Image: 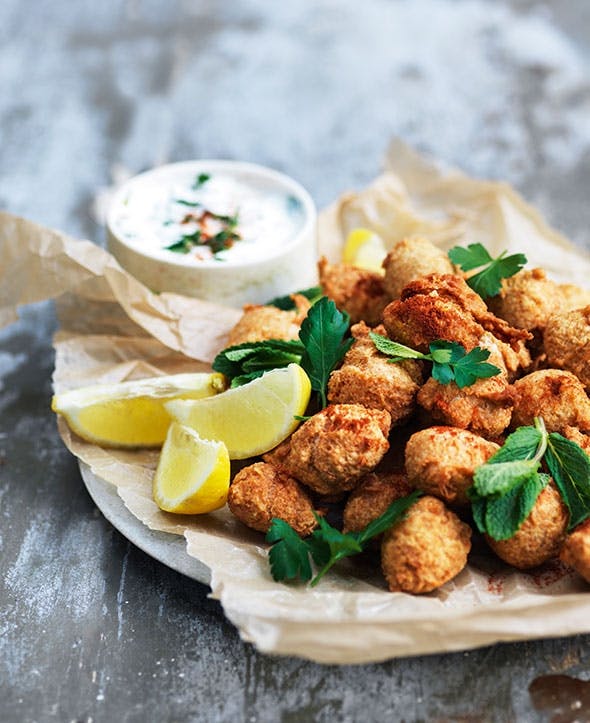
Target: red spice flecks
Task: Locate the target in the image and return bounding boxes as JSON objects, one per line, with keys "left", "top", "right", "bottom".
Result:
{"left": 527, "top": 559, "right": 573, "bottom": 589}
{"left": 487, "top": 571, "right": 505, "bottom": 595}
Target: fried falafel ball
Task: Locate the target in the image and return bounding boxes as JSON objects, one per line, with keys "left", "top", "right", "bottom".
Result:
{"left": 487, "top": 269, "right": 564, "bottom": 346}
{"left": 228, "top": 462, "right": 317, "bottom": 536}
{"left": 544, "top": 306, "right": 590, "bottom": 389}
{"left": 327, "top": 322, "right": 423, "bottom": 425}
{"left": 342, "top": 471, "right": 413, "bottom": 535}
{"left": 405, "top": 427, "right": 499, "bottom": 506}
{"left": 272, "top": 403, "right": 391, "bottom": 496}
{"left": 416, "top": 332, "right": 514, "bottom": 440}
{"left": 318, "top": 257, "right": 390, "bottom": 326}
{"left": 511, "top": 369, "right": 590, "bottom": 434}
{"left": 382, "top": 274, "right": 531, "bottom": 377}
{"left": 227, "top": 294, "right": 310, "bottom": 346}
{"left": 560, "top": 519, "right": 590, "bottom": 584}
{"left": 382, "top": 237, "right": 454, "bottom": 300}
{"left": 381, "top": 495, "right": 472, "bottom": 594}
{"left": 486, "top": 482, "right": 569, "bottom": 569}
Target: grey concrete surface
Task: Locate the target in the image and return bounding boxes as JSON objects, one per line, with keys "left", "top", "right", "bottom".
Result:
{"left": 2, "top": 1, "right": 590, "bottom": 721}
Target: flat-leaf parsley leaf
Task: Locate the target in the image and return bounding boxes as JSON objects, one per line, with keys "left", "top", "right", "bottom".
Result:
{"left": 448, "top": 243, "right": 527, "bottom": 299}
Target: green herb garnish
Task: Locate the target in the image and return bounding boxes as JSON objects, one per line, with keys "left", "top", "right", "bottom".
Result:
{"left": 448, "top": 243, "right": 527, "bottom": 299}
{"left": 266, "top": 491, "right": 422, "bottom": 586}
{"left": 165, "top": 229, "right": 202, "bottom": 253}
{"left": 192, "top": 173, "right": 211, "bottom": 189}
{"left": 369, "top": 333, "right": 501, "bottom": 389}
{"left": 299, "top": 297, "right": 353, "bottom": 408}
{"left": 175, "top": 198, "right": 202, "bottom": 207}
{"left": 468, "top": 418, "right": 590, "bottom": 539}
{"left": 266, "top": 286, "right": 323, "bottom": 311}
{"left": 212, "top": 297, "right": 351, "bottom": 406}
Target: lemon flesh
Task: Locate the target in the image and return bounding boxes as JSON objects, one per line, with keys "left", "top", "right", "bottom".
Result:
{"left": 51, "top": 372, "right": 225, "bottom": 448}
{"left": 166, "top": 364, "right": 311, "bottom": 459}
{"left": 342, "top": 227, "right": 387, "bottom": 273}
{"left": 153, "top": 423, "right": 230, "bottom": 514}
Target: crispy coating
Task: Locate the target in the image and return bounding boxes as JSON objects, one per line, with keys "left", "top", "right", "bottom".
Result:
{"left": 405, "top": 427, "right": 499, "bottom": 506}
{"left": 487, "top": 269, "right": 564, "bottom": 339}
{"left": 486, "top": 483, "right": 569, "bottom": 569}
{"left": 383, "top": 274, "right": 531, "bottom": 376}
{"left": 564, "top": 426, "right": 590, "bottom": 455}
{"left": 328, "top": 322, "right": 423, "bottom": 425}
{"left": 417, "top": 338, "right": 514, "bottom": 439}
{"left": 381, "top": 496, "right": 472, "bottom": 594}
{"left": 318, "top": 257, "right": 390, "bottom": 326}
{"left": 342, "top": 472, "right": 413, "bottom": 534}
{"left": 228, "top": 462, "right": 317, "bottom": 536}
{"left": 560, "top": 519, "right": 590, "bottom": 583}
{"left": 544, "top": 306, "right": 590, "bottom": 389}
{"left": 511, "top": 369, "right": 590, "bottom": 433}
{"left": 274, "top": 403, "right": 391, "bottom": 496}
{"left": 382, "top": 237, "right": 454, "bottom": 300}
{"left": 227, "top": 294, "right": 310, "bottom": 346}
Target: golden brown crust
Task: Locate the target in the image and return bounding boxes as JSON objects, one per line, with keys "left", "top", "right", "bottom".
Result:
{"left": 228, "top": 462, "right": 317, "bottom": 536}
{"left": 342, "top": 472, "right": 413, "bottom": 534}
{"left": 382, "top": 274, "right": 531, "bottom": 376}
{"left": 328, "top": 322, "right": 422, "bottom": 425}
{"left": 381, "top": 496, "right": 472, "bottom": 594}
{"left": 276, "top": 403, "right": 391, "bottom": 496}
{"left": 560, "top": 519, "right": 590, "bottom": 583}
{"left": 405, "top": 427, "right": 499, "bottom": 506}
{"left": 486, "top": 483, "right": 569, "bottom": 569}
{"left": 382, "top": 237, "right": 454, "bottom": 300}
{"left": 227, "top": 295, "right": 310, "bottom": 346}
{"left": 544, "top": 306, "right": 590, "bottom": 389}
{"left": 559, "top": 284, "right": 590, "bottom": 311}
{"left": 511, "top": 369, "right": 590, "bottom": 433}
{"left": 487, "top": 268, "right": 564, "bottom": 336}
{"left": 318, "top": 257, "right": 390, "bottom": 326}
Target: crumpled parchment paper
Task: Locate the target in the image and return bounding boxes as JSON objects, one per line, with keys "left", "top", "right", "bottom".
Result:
{"left": 4, "top": 140, "right": 590, "bottom": 664}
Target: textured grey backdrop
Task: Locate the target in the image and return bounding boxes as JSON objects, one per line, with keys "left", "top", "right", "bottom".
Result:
{"left": 2, "top": 1, "right": 590, "bottom": 721}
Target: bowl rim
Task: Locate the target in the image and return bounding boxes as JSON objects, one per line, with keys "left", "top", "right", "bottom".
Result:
{"left": 106, "top": 159, "right": 317, "bottom": 270}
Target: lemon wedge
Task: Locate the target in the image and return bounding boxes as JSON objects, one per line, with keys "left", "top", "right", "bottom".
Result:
{"left": 342, "top": 227, "right": 387, "bottom": 273}
{"left": 153, "top": 423, "right": 230, "bottom": 514}
{"left": 51, "top": 372, "right": 225, "bottom": 448}
{"left": 166, "top": 364, "right": 311, "bottom": 459}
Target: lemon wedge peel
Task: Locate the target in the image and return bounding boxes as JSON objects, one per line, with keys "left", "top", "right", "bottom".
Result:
{"left": 51, "top": 372, "right": 226, "bottom": 448}
{"left": 342, "top": 227, "right": 387, "bottom": 273}
{"left": 153, "top": 423, "right": 230, "bottom": 514}
{"left": 165, "top": 364, "right": 311, "bottom": 460}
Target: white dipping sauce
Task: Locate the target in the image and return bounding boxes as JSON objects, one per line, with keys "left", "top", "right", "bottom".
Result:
{"left": 106, "top": 161, "right": 318, "bottom": 307}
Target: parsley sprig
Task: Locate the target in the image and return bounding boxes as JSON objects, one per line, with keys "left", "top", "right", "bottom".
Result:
{"left": 448, "top": 243, "right": 527, "bottom": 299}
{"left": 266, "top": 491, "right": 422, "bottom": 586}
{"left": 468, "top": 418, "right": 590, "bottom": 539}
{"left": 213, "top": 296, "right": 352, "bottom": 406}
{"left": 369, "top": 333, "right": 501, "bottom": 389}
{"left": 266, "top": 286, "right": 323, "bottom": 311}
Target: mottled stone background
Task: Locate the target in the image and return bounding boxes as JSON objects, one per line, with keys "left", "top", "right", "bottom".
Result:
{"left": 2, "top": 1, "right": 590, "bottom": 721}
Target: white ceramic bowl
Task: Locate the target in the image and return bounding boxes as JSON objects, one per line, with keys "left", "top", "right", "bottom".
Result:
{"left": 107, "top": 160, "right": 318, "bottom": 307}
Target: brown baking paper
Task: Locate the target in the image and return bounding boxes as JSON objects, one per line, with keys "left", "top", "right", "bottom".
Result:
{"left": 4, "top": 141, "right": 590, "bottom": 664}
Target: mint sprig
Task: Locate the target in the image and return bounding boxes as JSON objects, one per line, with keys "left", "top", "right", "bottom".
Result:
{"left": 448, "top": 243, "right": 527, "bottom": 299}
{"left": 369, "top": 333, "right": 501, "bottom": 389}
{"left": 469, "top": 418, "right": 590, "bottom": 539}
{"left": 266, "top": 491, "right": 422, "bottom": 586}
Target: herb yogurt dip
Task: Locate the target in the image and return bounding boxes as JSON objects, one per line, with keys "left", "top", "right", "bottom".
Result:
{"left": 107, "top": 161, "right": 317, "bottom": 306}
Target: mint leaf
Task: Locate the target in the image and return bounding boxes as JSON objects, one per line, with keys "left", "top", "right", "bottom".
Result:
{"left": 483, "top": 473, "right": 549, "bottom": 541}
{"left": 266, "top": 518, "right": 313, "bottom": 582}
{"left": 448, "top": 244, "right": 527, "bottom": 299}
{"left": 487, "top": 425, "right": 542, "bottom": 464}
{"left": 473, "top": 460, "right": 540, "bottom": 496}
{"left": 299, "top": 297, "right": 353, "bottom": 407}
{"left": 267, "top": 286, "right": 323, "bottom": 311}
{"left": 212, "top": 339, "right": 304, "bottom": 382}
{"left": 545, "top": 433, "right": 590, "bottom": 529}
